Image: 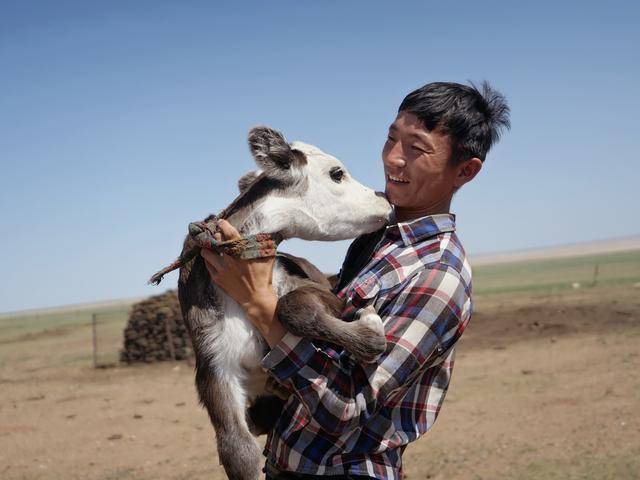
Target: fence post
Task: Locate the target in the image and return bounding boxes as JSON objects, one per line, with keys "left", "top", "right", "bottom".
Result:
{"left": 592, "top": 264, "right": 599, "bottom": 287}
{"left": 92, "top": 313, "right": 98, "bottom": 368}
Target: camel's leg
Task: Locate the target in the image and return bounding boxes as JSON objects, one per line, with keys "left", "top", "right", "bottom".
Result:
{"left": 276, "top": 286, "right": 386, "bottom": 363}
{"left": 195, "top": 362, "right": 262, "bottom": 480}
{"left": 180, "top": 259, "right": 264, "bottom": 478}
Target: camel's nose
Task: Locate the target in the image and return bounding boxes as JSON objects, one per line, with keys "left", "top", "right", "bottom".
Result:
{"left": 375, "top": 191, "right": 387, "bottom": 199}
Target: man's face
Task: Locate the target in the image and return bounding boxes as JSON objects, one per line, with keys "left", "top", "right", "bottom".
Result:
{"left": 382, "top": 111, "right": 459, "bottom": 216}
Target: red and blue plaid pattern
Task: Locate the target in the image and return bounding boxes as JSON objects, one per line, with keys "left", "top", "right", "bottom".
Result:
{"left": 261, "top": 214, "right": 472, "bottom": 479}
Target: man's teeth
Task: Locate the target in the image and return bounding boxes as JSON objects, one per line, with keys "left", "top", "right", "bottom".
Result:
{"left": 388, "top": 174, "right": 409, "bottom": 183}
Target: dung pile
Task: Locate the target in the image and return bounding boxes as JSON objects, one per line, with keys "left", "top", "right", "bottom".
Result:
{"left": 120, "top": 290, "right": 192, "bottom": 363}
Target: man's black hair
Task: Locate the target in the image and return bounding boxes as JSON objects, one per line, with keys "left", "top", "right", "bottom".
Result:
{"left": 398, "top": 81, "right": 510, "bottom": 163}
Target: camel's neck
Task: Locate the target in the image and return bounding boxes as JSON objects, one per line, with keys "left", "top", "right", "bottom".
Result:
{"left": 225, "top": 201, "right": 283, "bottom": 239}
{"left": 219, "top": 174, "right": 294, "bottom": 238}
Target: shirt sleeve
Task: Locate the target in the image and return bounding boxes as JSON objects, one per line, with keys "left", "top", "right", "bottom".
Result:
{"left": 260, "top": 264, "right": 470, "bottom": 436}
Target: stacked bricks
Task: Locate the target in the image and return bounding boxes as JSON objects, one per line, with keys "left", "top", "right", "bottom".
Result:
{"left": 120, "top": 290, "right": 192, "bottom": 363}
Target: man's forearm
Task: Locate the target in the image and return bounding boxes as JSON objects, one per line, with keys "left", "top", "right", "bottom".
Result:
{"left": 242, "top": 290, "right": 287, "bottom": 348}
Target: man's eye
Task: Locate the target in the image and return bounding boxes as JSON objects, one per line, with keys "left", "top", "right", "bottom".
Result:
{"left": 412, "top": 145, "right": 428, "bottom": 154}
{"left": 386, "top": 135, "right": 396, "bottom": 143}
{"left": 329, "top": 167, "right": 345, "bottom": 183}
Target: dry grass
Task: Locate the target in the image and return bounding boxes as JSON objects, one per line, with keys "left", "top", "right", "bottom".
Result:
{"left": 1, "top": 251, "right": 639, "bottom": 479}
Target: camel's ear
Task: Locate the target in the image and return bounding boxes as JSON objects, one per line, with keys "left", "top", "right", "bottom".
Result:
{"left": 237, "top": 170, "right": 259, "bottom": 193}
{"left": 247, "top": 126, "right": 306, "bottom": 178}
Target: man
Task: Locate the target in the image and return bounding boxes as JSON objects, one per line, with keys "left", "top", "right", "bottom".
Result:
{"left": 202, "top": 81, "right": 510, "bottom": 479}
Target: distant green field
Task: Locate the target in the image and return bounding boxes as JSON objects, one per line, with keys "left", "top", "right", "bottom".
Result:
{"left": 1, "top": 249, "right": 639, "bottom": 343}
{"left": 473, "top": 249, "right": 640, "bottom": 295}
{"left": 0, "top": 302, "right": 133, "bottom": 367}
{"left": 0, "top": 304, "right": 131, "bottom": 339}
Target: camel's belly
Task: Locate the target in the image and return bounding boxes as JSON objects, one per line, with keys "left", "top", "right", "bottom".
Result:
{"left": 204, "top": 292, "right": 269, "bottom": 400}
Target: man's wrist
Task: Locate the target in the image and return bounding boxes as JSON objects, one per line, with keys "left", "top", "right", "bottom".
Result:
{"left": 242, "top": 290, "right": 286, "bottom": 348}
{"left": 240, "top": 288, "right": 277, "bottom": 317}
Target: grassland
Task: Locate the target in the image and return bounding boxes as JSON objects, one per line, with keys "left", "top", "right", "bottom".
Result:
{"left": 472, "top": 249, "right": 640, "bottom": 295}
{"left": 1, "top": 250, "right": 639, "bottom": 480}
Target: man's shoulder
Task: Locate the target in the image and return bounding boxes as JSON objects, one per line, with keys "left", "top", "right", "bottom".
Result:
{"left": 438, "top": 231, "right": 472, "bottom": 283}
{"left": 337, "top": 229, "right": 472, "bottom": 325}
{"left": 336, "top": 220, "right": 471, "bottom": 297}
{"left": 381, "top": 230, "right": 470, "bottom": 295}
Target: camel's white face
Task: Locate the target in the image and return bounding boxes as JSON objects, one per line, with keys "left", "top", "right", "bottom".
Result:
{"left": 233, "top": 127, "right": 392, "bottom": 241}
{"left": 279, "top": 141, "right": 391, "bottom": 240}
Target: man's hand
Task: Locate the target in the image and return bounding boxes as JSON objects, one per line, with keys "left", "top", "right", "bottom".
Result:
{"left": 200, "top": 220, "right": 286, "bottom": 347}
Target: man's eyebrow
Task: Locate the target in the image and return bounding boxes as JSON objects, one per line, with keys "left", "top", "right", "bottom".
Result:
{"left": 388, "top": 125, "right": 434, "bottom": 148}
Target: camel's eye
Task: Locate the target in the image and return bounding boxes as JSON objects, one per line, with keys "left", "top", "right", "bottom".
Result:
{"left": 329, "top": 167, "right": 345, "bottom": 183}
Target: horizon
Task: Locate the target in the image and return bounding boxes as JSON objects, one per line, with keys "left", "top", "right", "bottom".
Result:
{"left": 1, "top": 1, "right": 639, "bottom": 312}
{"left": 2, "top": 234, "right": 638, "bottom": 316}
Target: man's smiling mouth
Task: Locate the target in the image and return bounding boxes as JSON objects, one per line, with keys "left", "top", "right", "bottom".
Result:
{"left": 387, "top": 174, "right": 410, "bottom": 184}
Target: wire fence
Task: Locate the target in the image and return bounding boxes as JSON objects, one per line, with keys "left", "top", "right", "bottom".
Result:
{"left": 92, "top": 308, "right": 130, "bottom": 368}
{"left": 0, "top": 303, "right": 131, "bottom": 369}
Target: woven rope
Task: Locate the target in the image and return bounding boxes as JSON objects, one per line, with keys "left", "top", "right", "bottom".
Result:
{"left": 148, "top": 215, "right": 282, "bottom": 285}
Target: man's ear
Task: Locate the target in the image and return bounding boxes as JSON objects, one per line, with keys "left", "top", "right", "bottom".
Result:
{"left": 247, "top": 126, "right": 306, "bottom": 179}
{"left": 453, "top": 157, "right": 483, "bottom": 189}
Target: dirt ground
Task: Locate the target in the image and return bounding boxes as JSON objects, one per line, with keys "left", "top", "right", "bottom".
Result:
{"left": 1, "top": 283, "right": 639, "bottom": 480}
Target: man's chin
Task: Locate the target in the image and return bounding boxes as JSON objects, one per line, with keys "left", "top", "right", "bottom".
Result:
{"left": 384, "top": 189, "right": 407, "bottom": 208}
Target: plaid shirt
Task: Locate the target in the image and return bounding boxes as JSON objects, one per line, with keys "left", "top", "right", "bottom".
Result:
{"left": 261, "top": 213, "right": 473, "bottom": 479}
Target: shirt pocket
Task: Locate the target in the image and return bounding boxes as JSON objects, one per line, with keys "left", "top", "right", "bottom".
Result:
{"left": 349, "top": 272, "right": 381, "bottom": 310}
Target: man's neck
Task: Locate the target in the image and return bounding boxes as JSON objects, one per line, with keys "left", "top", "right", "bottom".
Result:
{"left": 393, "top": 198, "right": 452, "bottom": 223}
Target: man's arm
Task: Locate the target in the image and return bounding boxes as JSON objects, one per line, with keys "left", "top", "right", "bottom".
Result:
{"left": 260, "top": 265, "right": 470, "bottom": 436}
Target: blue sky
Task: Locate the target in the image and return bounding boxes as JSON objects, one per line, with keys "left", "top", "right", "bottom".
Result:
{"left": 1, "top": 0, "right": 638, "bottom": 312}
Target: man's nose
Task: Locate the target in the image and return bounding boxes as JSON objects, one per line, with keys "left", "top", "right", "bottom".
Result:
{"left": 385, "top": 142, "right": 406, "bottom": 168}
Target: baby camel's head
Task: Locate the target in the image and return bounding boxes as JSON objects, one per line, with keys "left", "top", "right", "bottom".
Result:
{"left": 226, "top": 126, "right": 392, "bottom": 241}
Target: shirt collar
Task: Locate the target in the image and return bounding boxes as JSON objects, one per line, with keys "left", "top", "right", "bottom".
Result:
{"left": 385, "top": 212, "right": 456, "bottom": 247}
